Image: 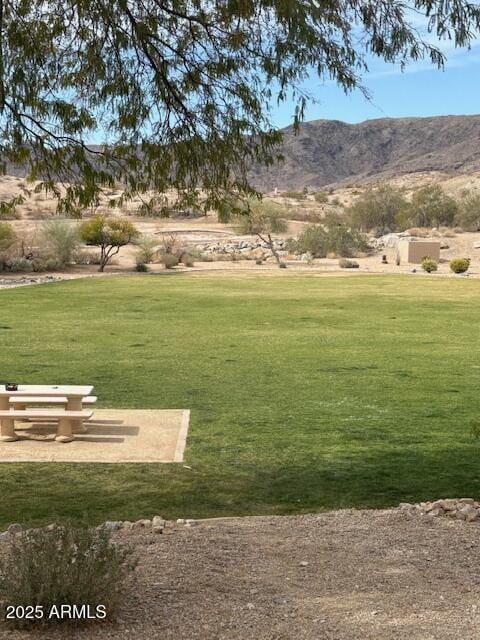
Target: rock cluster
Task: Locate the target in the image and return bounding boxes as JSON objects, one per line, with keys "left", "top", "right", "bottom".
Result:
{"left": 400, "top": 498, "right": 480, "bottom": 522}
{"left": 195, "top": 238, "right": 288, "bottom": 261}
{"left": 0, "top": 516, "right": 198, "bottom": 540}
{"left": 0, "top": 275, "right": 61, "bottom": 287}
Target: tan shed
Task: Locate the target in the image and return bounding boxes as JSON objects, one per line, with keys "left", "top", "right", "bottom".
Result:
{"left": 397, "top": 239, "right": 441, "bottom": 264}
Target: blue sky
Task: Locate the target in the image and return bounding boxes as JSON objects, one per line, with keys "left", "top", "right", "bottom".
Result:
{"left": 271, "top": 38, "right": 480, "bottom": 128}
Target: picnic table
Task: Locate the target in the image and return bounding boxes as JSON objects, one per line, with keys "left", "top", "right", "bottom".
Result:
{"left": 0, "top": 385, "right": 94, "bottom": 442}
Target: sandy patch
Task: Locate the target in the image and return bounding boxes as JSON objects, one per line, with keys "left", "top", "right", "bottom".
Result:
{"left": 0, "top": 409, "right": 190, "bottom": 463}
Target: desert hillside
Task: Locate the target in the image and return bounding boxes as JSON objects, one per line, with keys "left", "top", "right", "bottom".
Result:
{"left": 250, "top": 115, "right": 480, "bottom": 191}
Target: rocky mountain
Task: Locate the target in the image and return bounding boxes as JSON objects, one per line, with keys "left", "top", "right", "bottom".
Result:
{"left": 249, "top": 115, "right": 480, "bottom": 192}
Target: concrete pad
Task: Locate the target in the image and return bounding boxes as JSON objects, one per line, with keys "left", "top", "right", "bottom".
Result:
{"left": 0, "top": 409, "right": 190, "bottom": 463}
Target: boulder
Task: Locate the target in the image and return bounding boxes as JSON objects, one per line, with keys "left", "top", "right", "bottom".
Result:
{"left": 7, "top": 523, "right": 23, "bottom": 535}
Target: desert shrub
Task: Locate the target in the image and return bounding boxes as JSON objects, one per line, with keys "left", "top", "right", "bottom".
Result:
{"left": 134, "top": 234, "right": 158, "bottom": 264}
{"left": 72, "top": 249, "right": 102, "bottom": 265}
{"left": 406, "top": 227, "right": 429, "bottom": 238}
{"left": 0, "top": 524, "right": 136, "bottom": 627}
{"left": 408, "top": 185, "right": 458, "bottom": 228}
{"left": 440, "top": 229, "right": 456, "bottom": 238}
{"left": 7, "top": 257, "right": 33, "bottom": 272}
{"left": 180, "top": 252, "right": 195, "bottom": 267}
{"left": 281, "top": 208, "right": 321, "bottom": 223}
{"left": 255, "top": 258, "right": 263, "bottom": 265}
{"left": 421, "top": 257, "right": 438, "bottom": 273}
{"left": 348, "top": 185, "right": 408, "bottom": 234}
{"left": 295, "top": 222, "right": 369, "bottom": 258}
{"left": 449, "top": 257, "right": 470, "bottom": 273}
{"left": 456, "top": 193, "right": 480, "bottom": 231}
{"left": 0, "top": 222, "right": 15, "bottom": 253}
{"left": 135, "top": 262, "right": 148, "bottom": 272}
{"left": 330, "top": 197, "right": 342, "bottom": 207}
{"left": 161, "top": 253, "right": 180, "bottom": 268}
{"left": 159, "top": 233, "right": 186, "bottom": 257}
{"left": 453, "top": 227, "right": 464, "bottom": 234}
{"left": 314, "top": 191, "right": 329, "bottom": 204}
{"left": 32, "top": 257, "right": 62, "bottom": 272}
{"left": 281, "top": 190, "right": 306, "bottom": 200}
{"left": 40, "top": 219, "right": 79, "bottom": 267}
{"left": 338, "top": 258, "right": 359, "bottom": 268}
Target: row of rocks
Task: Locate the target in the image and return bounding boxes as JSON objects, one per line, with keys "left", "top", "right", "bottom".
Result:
{"left": 0, "top": 275, "right": 62, "bottom": 287}
{"left": 0, "top": 516, "right": 197, "bottom": 540}
{"left": 195, "top": 239, "right": 287, "bottom": 254}
{"left": 400, "top": 498, "right": 480, "bottom": 522}
{"left": 102, "top": 516, "right": 197, "bottom": 535}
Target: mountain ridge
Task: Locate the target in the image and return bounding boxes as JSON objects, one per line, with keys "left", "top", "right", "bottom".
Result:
{"left": 249, "top": 114, "right": 480, "bottom": 192}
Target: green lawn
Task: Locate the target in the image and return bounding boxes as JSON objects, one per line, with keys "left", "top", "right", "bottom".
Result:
{"left": 0, "top": 273, "right": 479, "bottom": 528}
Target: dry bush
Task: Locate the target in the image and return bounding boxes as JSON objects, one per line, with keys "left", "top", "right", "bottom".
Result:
{"left": 441, "top": 229, "right": 456, "bottom": 238}
{"left": 72, "top": 249, "right": 102, "bottom": 265}
{"left": 338, "top": 258, "right": 359, "bottom": 268}
{"left": 180, "top": 252, "right": 195, "bottom": 267}
{"left": 134, "top": 234, "right": 159, "bottom": 264}
{"left": 406, "top": 227, "right": 429, "bottom": 237}
{"left": 160, "top": 253, "right": 180, "bottom": 268}
{"left": 0, "top": 524, "right": 136, "bottom": 628}
{"left": 40, "top": 219, "right": 80, "bottom": 267}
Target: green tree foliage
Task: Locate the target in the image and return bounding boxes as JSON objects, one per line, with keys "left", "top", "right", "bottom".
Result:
{"left": 408, "top": 185, "right": 458, "bottom": 228}
{"left": 293, "top": 217, "right": 369, "bottom": 258}
{"left": 236, "top": 199, "right": 288, "bottom": 266}
{"left": 79, "top": 216, "right": 139, "bottom": 272}
{"left": 348, "top": 185, "right": 409, "bottom": 234}
{"left": 456, "top": 192, "right": 480, "bottom": 231}
{"left": 0, "top": 2, "right": 478, "bottom": 214}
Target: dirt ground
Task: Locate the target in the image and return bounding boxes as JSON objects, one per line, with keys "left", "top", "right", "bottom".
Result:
{"left": 2, "top": 508, "right": 480, "bottom": 639}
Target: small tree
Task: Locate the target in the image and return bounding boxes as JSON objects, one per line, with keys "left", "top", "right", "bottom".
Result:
{"left": 79, "top": 216, "right": 139, "bottom": 272}
{"left": 408, "top": 185, "right": 458, "bottom": 228}
{"left": 236, "top": 200, "right": 288, "bottom": 267}
{"left": 348, "top": 185, "right": 408, "bottom": 234}
{"left": 456, "top": 192, "right": 480, "bottom": 231}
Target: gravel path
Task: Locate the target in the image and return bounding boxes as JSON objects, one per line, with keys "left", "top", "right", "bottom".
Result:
{"left": 3, "top": 508, "right": 480, "bottom": 639}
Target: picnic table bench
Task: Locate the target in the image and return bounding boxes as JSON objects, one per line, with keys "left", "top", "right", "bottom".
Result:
{"left": 0, "top": 409, "right": 94, "bottom": 442}
{"left": 0, "top": 385, "right": 94, "bottom": 443}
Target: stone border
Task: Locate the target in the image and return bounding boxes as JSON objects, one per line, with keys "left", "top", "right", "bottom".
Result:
{"left": 174, "top": 409, "right": 190, "bottom": 462}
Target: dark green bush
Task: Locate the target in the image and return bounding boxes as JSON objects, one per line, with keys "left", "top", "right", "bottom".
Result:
{"left": 135, "top": 262, "right": 149, "bottom": 272}
{"left": 0, "top": 524, "right": 136, "bottom": 627}
{"left": 449, "top": 257, "right": 470, "bottom": 273}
